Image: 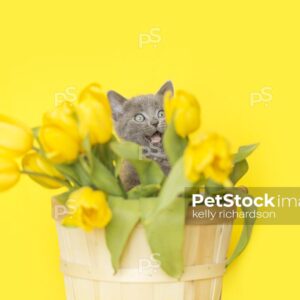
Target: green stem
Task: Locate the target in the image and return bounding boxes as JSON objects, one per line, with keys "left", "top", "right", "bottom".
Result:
{"left": 79, "top": 156, "right": 91, "bottom": 175}
{"left": 117, "top": 176, "right": 127, "bottom": 199}
{"left": 82, "top": 135, "right": 93, "bottom": 169}
{"left": 31, "top": 127, "right": 45, "bottom": 151}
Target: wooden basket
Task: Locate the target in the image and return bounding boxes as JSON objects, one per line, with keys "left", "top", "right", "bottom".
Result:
{"left": 53, "top": 202, "right": 233, "bottom": 300}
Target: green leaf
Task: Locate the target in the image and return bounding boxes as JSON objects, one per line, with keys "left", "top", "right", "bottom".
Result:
{"left": 93, "top": 138, "right": 118, "bottom": 173}
{"left": 105, "top": 197, "right": 140, "bottom": 272}
{"left": 230, "top": 159, "right": 249, "bottom": 184}
{"left": 91, "top": 154, "right": 125, "bottom": 197}
{"left": 110, "top": 140, "right": 140, "bottom": 160}
{"left": 150, "top": 157, "right": 191, "bottom": 219}
{"left": 54, "top": 163, "right": 81, "bottom": 186}
{"left": 226, "top": 191, "right": 256, "bottom": 266}
{"left": 73, "top": 160, "right": 93, "bottom": 186}
{"left": 141, "top": 197, "right": 186, "bottom": 278}
{"left": 114, "top": 156, "right": 123, "bottom": 177}
{"left": 163, "top": 121, "right": 187, "bottom": 166}
{"left": 55, "top": 154, "right": 125, "bottom": 197}
{"left": 32, "top": 127, "right": 40, "bottom": 139}
{"left": 106, "top": 195, "right": 187, "bottom": 279}
{"left": 131, "top": 160, "right": 164, "bottom": 185}
{"left": 205, "top": 179, "right": 224, "bottom": 195}
{"left": 127, "top": 184, "right": 160, "bottom": 199}
{"left": 234, "top": 143, "right": 259, "bottom": 163}
{"left": 110, "top": 141, "right": 165, "bottom": 185}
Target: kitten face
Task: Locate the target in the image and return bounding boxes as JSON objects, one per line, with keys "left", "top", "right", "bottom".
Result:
{"left": 107, "top": 81, "right": 174, "bottom": 150}
{"left": 115, "top": 95, "right": 165, "bottom": 147}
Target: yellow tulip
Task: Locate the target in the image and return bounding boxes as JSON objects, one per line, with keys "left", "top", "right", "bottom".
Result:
{"left": 164, "top": 90, "right": 201, "bottom": 137}
{"left": 62, "top": 187, "right": 112, "bottom": 231}
{"left": 0, "top": 114, "right": 33, "bottom": 157}
{"left": 40, "top": 103, "right": 80, "bottom": 164}
{"left": 184, "top": 132, "right": 233, "bottom": 185}
{"left": 0, "top": 156, "right": 20, "bottom": 192}
{"left": 43, "top": 102, "right": 80, "bottom": 141}
{"left": 77, "top": 84, "right": 113, "bottom": 145}
{"left": 22, "top": 152, "right": 65, "bottom": 189}
{"left": 79, "top": 83, "right": 112, "bottom": 113}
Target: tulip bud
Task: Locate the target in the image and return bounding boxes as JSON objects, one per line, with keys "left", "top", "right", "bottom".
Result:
{"left": 164, "top": 90, "right": 201, "bottom": 138}
{"left": 0, "top": 114, "right": 33, "bottom": 157}
{"left": 77, "top": 84, "right": 113, "bottom": 145}
{"left": 40, "top": 103, "right": 80, "bottom": 164}
{"left": 184, "top": 132, "right": 233, "bottom": 185}
{"left": 62, "top": 187, "right": 112, "bottom": 231}
{"left": 0, "top": 156, "right": 20, "bottom": 192}
{"left": 79, "top": 83, "right": 112, "bottom": 113}
{"left": 22, "top": 152, "right": 65, "bottom": 189}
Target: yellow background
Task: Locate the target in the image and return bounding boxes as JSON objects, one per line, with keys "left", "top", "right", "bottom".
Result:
{"left": 0, "top": 0, "right": 299, "bottom": 299}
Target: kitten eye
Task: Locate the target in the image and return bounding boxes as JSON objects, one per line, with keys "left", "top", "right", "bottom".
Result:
{"left": 157, "top": 110, "right": 164, "bottom": 118}
{"left": 134, "top": 113, "right": 145, "bottom": 122}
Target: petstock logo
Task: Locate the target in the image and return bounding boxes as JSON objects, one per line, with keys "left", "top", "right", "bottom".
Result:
{"left": 192, "top": 193, "right": 276, "bottom": 208}
{"left": 188, "top": 187, "right": 300, "bottom": 225}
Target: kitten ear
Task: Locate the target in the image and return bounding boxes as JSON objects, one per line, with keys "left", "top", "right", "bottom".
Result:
{"left": 107, "top": 90, "right": 127, "bottom": 120}
{"left": 156, "top": 81, "right": 174, "bottom": 97}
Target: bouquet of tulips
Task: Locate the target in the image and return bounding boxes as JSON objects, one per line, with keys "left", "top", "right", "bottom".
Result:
{"left": 0, "top": 83, "right": 257, "bottom": 278}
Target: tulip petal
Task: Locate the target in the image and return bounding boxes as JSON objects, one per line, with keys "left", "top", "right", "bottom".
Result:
{"left": 22, "top": 152, "right": 65, "bottom": 189}
{"left": 63, "top": 187, "right": 112, "bottom": 231}
{"left": 0, "top": 115, "right": 33, "bottom": 157}
{"left": 0, "top": 156, "right": 20, "bottom": 191}
{"left": 39, "top": 126, "right": 79, "bottom": 164}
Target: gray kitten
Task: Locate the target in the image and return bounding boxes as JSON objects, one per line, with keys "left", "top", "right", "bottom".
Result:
{"left": 107, "top": 81, "right": 174, "bottom": 191}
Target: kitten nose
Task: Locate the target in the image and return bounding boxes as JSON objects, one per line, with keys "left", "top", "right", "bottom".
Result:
{"left": 150, "top": 119, "right": 159, "bottom": 127}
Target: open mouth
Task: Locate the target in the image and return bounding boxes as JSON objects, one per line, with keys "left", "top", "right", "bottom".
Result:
{"left": 145, "top": 131, "right": 163, "bottom": 144}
